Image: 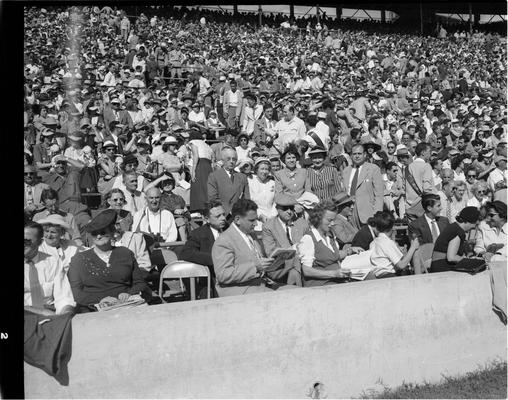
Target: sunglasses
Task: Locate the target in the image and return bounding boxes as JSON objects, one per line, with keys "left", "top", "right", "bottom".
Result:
{"left": 476, "top": 190, "right": 487, "bottom": 194}
{"left": 91, "top": 229, "right": 109, "bottom": 237}
{"left": 105, "top": 148, "right": 115, "bottom": 152}
{"left": 278, "top": 205, "right": 295, "bottom": 211}
{"left": 387, "top": 146, "right": 395, "bottom": 149}
{"left": 467, "top": 174, "right": 477, "bottom": 178}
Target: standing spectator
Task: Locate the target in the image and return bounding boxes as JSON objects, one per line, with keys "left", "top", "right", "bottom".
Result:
{"left": 343, "top": 144, "right": 384, "bottom": 229}
{"left": 207, "top": 147, "right": 250, "bottom": 215}
{"left": 405, "top": 142, "right": 435, "bottom": 221}
{"left": 306, "top": 148, "right": 343, "bottom": 202}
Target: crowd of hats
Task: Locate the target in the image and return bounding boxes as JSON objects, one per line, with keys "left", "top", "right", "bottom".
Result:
{"left": 23, "top": 6, "right": 507, "bottom": 171}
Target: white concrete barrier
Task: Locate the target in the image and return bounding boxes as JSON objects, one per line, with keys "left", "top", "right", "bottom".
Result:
{"left": 25, "top": 270, "right": 506, "bottom": 399}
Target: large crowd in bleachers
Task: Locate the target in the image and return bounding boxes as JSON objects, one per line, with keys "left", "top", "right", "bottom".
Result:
{"left": 23, "top": 5, "right": 507, "bottom": 314}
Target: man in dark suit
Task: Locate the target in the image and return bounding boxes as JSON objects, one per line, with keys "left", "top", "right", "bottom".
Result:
{"left": 408, "top": 193, "right": 449, "bottom": 245}
{"left": 207, "top": 147, "right": 250, "bottom": 215}
{"left": 180, "top": 200, "right": 227, "bottom": 298}
{"left": 351, "top": 214, "right": 380, "bottom": 251}
{"left": 180, "top": 201, "right": 227, "bottom": 269}
{"left": 262, "top": 194, "right": 309, "bottom": 286}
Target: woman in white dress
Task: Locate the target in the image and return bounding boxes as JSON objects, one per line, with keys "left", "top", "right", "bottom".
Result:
{"left": 248, "top": 158, "right": 277, "bottom": 231}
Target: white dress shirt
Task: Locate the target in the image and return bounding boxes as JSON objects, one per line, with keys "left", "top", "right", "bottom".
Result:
{"left": 123, "top": 190, "right": 147, "bottom": 215}
{"left": 369, "top": 232, "right": 403, "bottom": 277}
{"left": 210, "top": 226, "right": 220, "bottom": 240}
{"left": 39, "top": 240, "right": 81, "bottom": 273}
{"left": 348, "top": 165, "right": 364, "bottom": 196}
{"left": 24, "top": 252, "right": 75, "bottom": 313}
{"left": 133, "top": 207, "right": 178, "bottom": 242}
{"left": 424, "top": 214, "right": 441, "bottom": 238}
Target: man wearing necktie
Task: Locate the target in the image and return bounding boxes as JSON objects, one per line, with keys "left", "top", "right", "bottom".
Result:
{"left": 342, "top": 144, "right": 384, "bottom": 229}
{"left": 409, "top": 193, "right": 450, "bottom": 245}
{"left": 212, "top": 199, "right": 297, "bottom": 296}
{"left": 207, "top": 147, "right": 250, "bottom": 216}
{"left": 262, "top": 194, "right": 310, "bottom": 286}
{"left": 24, "top": 222, "right": 75, "bottom": 315}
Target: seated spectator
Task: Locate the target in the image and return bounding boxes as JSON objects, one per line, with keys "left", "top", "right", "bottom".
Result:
{"left": 449, "top": 180, "right": 468, "bottom": 222}
{"left": 370, "top": 212, "right": 420, "bottom": 278}
{"left": 212, "top": 199, "right": 295, "bottom": 297}
{"left": 121, "top": 171, "right": 147, "bottom": 215}
{"left": 180, "top": 200, "right": 227, "bottom": 269}
{"left": 132, "top": 187, "right": 178, "bottom": 243}
{"left": 33, "top": 188, "right": 85, "bottom": 246}
{"left": 24, "top": 164, "right": 50, "bottom": 219}
{"left": 113, "top": 209, "right": 152, "bottom": 273}
{"left": 331, "top": 192, "right": 358, "bottom": 246}
{"left": 68, "top": 209, "right": 149, "bottom": 313}
{"left": 408, "top": 193, "right": 450, "bottom": 245}
{"left": 37, "top": 214, "right": 82, "bottom": 273}
{"left": 430, "top": 207, "right": 483, "bottom": 273}
{"left": 42, "top": 154, "right": 85, "bottom": 216}
{"left": 297, "top": 201, "right": 358, "bottom": 287}
{"left": 351, "top": 214, "right": 379, "bottom": 250}
{"left": 146, "top": 174, "right": 189, "bottom": 241}
{"left": 103, "top": 188, "right": 127, "bottom": 211}
{"left": 274, "top": 145, "right": 310, "bottom": 201}
{"left": 467, "top": 180, "right": 491, "bottom": 208}
{"left": 24, "top": 222, "right": 75, "bottom": 315}
{"left": 474, "top": 201, "right": 507, "bottom": 259}
{"left": 262, "top": 194, "right": 309, "bottom": 286}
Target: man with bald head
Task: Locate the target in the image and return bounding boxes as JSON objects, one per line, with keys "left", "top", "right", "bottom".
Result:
{"left": 132, "top": 187, "right": 178, "bottom": 242}
{"left": 207, "top": 147, "right": 250, "bottom": 215}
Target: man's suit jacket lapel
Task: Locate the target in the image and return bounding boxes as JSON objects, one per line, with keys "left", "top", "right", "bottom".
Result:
{"left": 343, "top": 167, "right": 352, "bottom": 192}
{"left": 419, "top": 218, "right": 432, "bottom": 243}
{"left": 356, "top": 164, "right": 369, "bottom": 190}
{"left": 273, "top": 218, "right": 290, "bottom": 247}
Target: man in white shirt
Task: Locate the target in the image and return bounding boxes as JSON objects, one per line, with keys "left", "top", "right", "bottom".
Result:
{"left": 132, "top": 187, "right": 177, "bottom": 242}
{"left": 274, "top": 105, "right": 306, "bottom": 151}
{"left": 122, "top": 171, "right": 147, "bottom": 215}
{"left": 241, "top": 93, "right": 263, "bottom": 136}
{"left": 24, "top": 222, "right": 75, "bottom": 315}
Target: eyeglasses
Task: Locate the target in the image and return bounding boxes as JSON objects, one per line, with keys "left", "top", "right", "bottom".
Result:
{"left": 467, "top": 174, "right": 477, "bottom": 178}
{"left": 387, "top": 146, "right": 395, "bottom": 149}
{"left": 476, "top": 190, "right": 487, "bottom": 194}
{"left": 110, "top": 198, "right": 125, "bottom": 203}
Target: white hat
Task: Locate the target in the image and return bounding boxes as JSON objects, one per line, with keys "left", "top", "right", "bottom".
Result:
{"left": 296, "top": 192, "right": 320, "bottom": 209}
{"left": 163, "top": 136, "right": 178, "bottom": 144}
{"left": 37, "top": 214, "right": 71, "bottom": 231}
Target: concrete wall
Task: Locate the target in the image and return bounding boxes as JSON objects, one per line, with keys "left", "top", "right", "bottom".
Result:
{"left": 25, "top": 270, "right": 506, "bottom": 399}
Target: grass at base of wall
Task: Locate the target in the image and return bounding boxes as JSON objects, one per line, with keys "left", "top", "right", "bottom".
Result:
{"left": 359, "top": 361, "right": 507, "bottom": 399}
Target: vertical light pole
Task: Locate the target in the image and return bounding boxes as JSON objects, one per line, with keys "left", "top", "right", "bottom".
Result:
{"left": 316, "top": 4, "right": 320, "bottom": 24}
{"left": 259, "top": 5, "right": 262, "bottom": 27}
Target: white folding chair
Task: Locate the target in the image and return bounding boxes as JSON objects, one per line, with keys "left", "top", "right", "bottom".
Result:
{"left": 158, "top": 261, "right": 211, "bottom": 302}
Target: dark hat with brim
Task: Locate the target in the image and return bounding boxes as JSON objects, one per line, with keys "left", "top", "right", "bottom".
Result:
{"left": 332, "top": 192, "right": 354, "bottom": 208}
{"left": 85, "top": 209, "right": 117, "bottom": 233}
{"left": 274, "top": 193, "right": 297, "bottom": 207}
